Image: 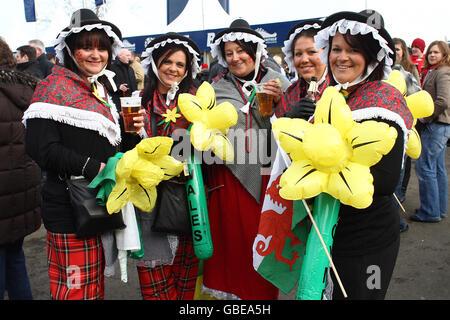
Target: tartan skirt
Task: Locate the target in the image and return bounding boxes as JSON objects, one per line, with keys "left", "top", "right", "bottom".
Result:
{"left": 137, "top": 236, "right": 199, "bottom": 300}
{"left": 47, "top": 232, "right": 105, "bottom": 300}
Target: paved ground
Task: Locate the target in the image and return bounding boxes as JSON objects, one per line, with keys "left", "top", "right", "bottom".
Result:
{"left": 21, "top": 150, "right": 450, "bottom": 300}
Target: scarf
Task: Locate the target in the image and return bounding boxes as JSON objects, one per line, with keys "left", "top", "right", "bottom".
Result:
{"left": 420, "top": 64, "right": 438, "bottom": 86}
{"left": 23, "top": 65, "right": 121, "bottom": 146}
{"left": 345, "top": 80, "right": 414, "bottom": 149}
{"left": 144, "top": 86, "right": 196, "bottom": 137}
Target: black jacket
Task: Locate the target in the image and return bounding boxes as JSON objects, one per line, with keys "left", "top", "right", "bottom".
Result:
{"left": 16, "top": 60, "right": 44, "bottom": 79}
{"left": 26, "top": 119, "right": 118, "bottom": 233}
{"left": 109, "top": 59, "right": 140, "bottom": 152}
{"left": 36, "top": 53, "right": 54, "bottom": 78}
{"left": 109, "top": 58, "right": 137, "bottom": 98}
{"left": 25, "top": 66, "right": 119, "bottom": 234}
{"left": 0, "top": 68, "right": 41, "bottom": 244}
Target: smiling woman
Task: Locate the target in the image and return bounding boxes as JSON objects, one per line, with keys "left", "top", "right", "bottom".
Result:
{"left": 223, "top": 41, "right": 256, "bottom": 78}
{"left": 276, "top": 18, "right": 330, "bottom": 119}
{"left": 156, "top": 50, "right": 187, "bottom": 93}
{"left": 136, "top": 32, "right": 202, "bottom": 300}
{"left": 414, "top": 40, "right": 450, "bottom": 223}
{"left": 22, "top": 9, "right": 140, "bottom": 300}
{"left": 329, "top": 32, "right": 367, "bottom": 88}
{"left": 313, "top": 10, "right": 414, "bottom": 300}
{"left": 203, "top": 18, "right": 291, "bottom": 300}
{"left": 64, "top": 29, "right": 113, "bottom": 81}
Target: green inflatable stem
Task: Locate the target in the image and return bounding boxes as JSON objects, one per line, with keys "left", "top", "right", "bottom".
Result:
{"left": 296, "top": 193, "right": 340, "bottom": 300}
{"left": 185, "top": 126, "right": 213, "bottom": 260}
{"left": 186, "top": 152, "right": 213, "bottom": 260}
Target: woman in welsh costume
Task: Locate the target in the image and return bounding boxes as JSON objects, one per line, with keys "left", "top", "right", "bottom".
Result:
{"left": 136, "top": 33, "right": 202, "bottom": 300}
{"left": 202, "top": 18, "right": 291, "bottom": 300}
{"left": 313, "top": 10, "right": 414, "bottom": 299}
{"left": 24, "top": 9, "right": 144, "bottom": 300}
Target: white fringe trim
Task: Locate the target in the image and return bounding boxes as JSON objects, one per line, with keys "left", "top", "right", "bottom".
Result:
{"left": 201, "top": 284, "right": 242, "bottom": 300}
{"left": 141, "top": 38, "right": 201, "bottom": 78}
{"left": 282, "top": 23, "right": 322, "bottom": 74}
{"left": 314, "top": 19, "right": 393, "bottom": 79}
{"left": 210, "top": 32, "right": 268, "bottom": 68}
{"left": 23, "top": 101, "right": 121, "bottom": 146}
{"left": 52, "top": 24, "right": 122, "bottom": 64}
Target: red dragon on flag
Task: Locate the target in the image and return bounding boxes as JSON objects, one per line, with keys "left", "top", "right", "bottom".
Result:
{"left": 252, "top": 149, "right": 309, "bottom": 294}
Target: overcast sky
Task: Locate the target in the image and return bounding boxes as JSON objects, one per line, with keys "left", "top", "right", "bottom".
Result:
{"left": 1, "top": 0, "right": 448, "bottom": 53}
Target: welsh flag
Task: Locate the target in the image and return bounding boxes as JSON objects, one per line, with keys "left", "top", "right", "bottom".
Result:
{"left": 252, "top": 147, "right": 309, "bottom": 294}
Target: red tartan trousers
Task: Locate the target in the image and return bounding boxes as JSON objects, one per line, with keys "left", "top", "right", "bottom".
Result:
{"left": 137, "top": 236, "right": 199, "bottom": 300}
{"left": 47, "top": 232, "right": 105, "bottom": 300}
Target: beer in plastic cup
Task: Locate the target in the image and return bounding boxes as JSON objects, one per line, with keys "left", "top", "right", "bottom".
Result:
{"left": 255, "top": 84, "right": 273, "bottom": 117}
{"left": 120, "top": 96, "right": 142, "bottom": 133}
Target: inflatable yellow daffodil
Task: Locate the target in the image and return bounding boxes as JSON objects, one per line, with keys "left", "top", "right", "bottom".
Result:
{"left": 273, "top": 86, "right": 398, "bottom": 209}
{"left": 107, "top": 137, "right": 184, "bottom": 213}
{"left": 384, "top": 70, "right": 434, "bottom": 159}
{"left": 178, "top": 81, "right": 238, "bottom": 161}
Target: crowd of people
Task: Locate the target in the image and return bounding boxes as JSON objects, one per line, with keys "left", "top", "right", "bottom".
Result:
{"left": 0, "top": 7, "right": 448, "bottom": 301}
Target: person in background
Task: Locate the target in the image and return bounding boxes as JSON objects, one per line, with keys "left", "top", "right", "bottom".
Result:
{"left": 412, "top": 40, "right": 450, "bottom": 223}
{"left": 207, "top": 59, "right": 227, "bottom": 83}
{"left": 314, "top": 9, "right": 413, "bottom": 299}
{"left": 23, "top": 9, "right": 145, "bottom": 300}
{"left": 392, "top": 37, "right": 422, "bottom": 232}
{"left": 393, "top": 38, "right": 420, "bottom": 83}
{"left": 15, "top": 45, "right": 43, "bottom": 79}
{"left": 110, "top": 48, "right": 140, "bottom": 152}
{"left": 45, "top": 52, "right": 57, "bottom": 65}
{"left": 204, "top": 18, "right": 290, "bottom": 300}
{"left": 196, "top": 63, "right": 210, "bottom": 84}
{"left": 28, "top": 39, "right": 54, "bottom": 78}
{"left": 110, "top": 48, "right": 137, "bottom": 99}
{"left": 276, "top": 19, "right": 330, "bottom": 119}
{"left": 130, "top": 51, "right": 145, "bottom": 90}
{"left": 0, "top": 38, "right": 41, "bottom": 301}
{"left": 263, "top": 53, "right": 285, "bottom": 74}
{"left": 136, "top": 32, "right": 202, "bottom": 300}
{"left": 410, "top": 38, "right": 426, "bottom": 77}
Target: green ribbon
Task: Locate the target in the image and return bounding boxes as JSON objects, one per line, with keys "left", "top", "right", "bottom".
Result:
{"left": 88, "top": 152, "right": 124, "bottom": 205}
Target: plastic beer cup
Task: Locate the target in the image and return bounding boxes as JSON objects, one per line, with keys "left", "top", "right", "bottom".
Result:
{"left": 255, "top": 84, "right": 273, "bottom": 117}
{"left": 120, "top": 96, "right": 142, "bottom": 133}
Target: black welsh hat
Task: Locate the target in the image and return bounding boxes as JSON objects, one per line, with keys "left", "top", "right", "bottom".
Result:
{"left": 53, "top": 8, "right": 123, "bottom": 63}
{"left": 282, "top": 18, "right": 324, "bottom": 74}
{"left": 209, "top": 18, "right": 268, "bottom": 68}
{"left": 314, "top": 10, "right": 395, "bottom": 79}
{"left": 140, "top": 32, "right": 201, "bottom": 78}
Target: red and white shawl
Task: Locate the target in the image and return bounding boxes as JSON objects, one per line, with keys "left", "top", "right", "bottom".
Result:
{"left": 24, "top": 65, "right": 121, "bottom": 146}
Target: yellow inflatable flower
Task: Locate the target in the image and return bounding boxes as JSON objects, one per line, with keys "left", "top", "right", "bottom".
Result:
{"left": 107, "top": 137, "right": 184, "bottom": 213}
{"left": 272, "top": 86, "right": 398, "bottom": 209}
{"left": 178, "top": 81, "right": 238, "bottom": 161}
{"left": 384, "top": 70, "right": 434, "bottom": 159}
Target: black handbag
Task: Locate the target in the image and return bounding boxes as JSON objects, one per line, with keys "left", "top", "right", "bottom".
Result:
{"left": 151, "top": 176, "right": 192, "bottom": 235}
{"left": 67, "top": 177, "right": 126, "bottom": 238}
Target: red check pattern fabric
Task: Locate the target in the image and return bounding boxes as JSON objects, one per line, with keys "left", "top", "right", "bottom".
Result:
{"left": 143, "top": 86, "right": 197, "bottom": 138}
{"left": 31, "top": 66, "right": 116, "bottom": 122}
{"left": 136, "top": 236, "right": 199, "bottom": 300}
{"left": 47, "top": 232, "right": 105, "bottom": 300}
{"left": 348, "top": 81, "right": 414, "bottom": 130}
